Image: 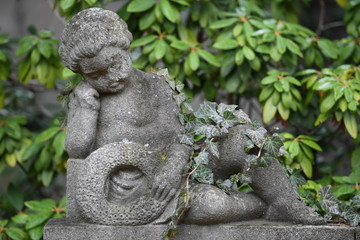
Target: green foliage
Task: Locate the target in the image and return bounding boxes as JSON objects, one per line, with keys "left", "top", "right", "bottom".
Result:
{"left": 16, "top": 30, "right": 63, "bottom": 89}
{"left": 0, "top": 197, "right": 66, "bottom": 240}
{"left": 281, "top": 133, "right": 322, "bottom": 178}
{"left": 0, "top": 0, "right": 360, "bottom": 237}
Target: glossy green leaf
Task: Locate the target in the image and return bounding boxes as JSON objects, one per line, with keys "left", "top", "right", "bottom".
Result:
{"left": 210, "top": 18, "right": 237, "bottom": 29}
{"left": 213, "top": 39, "right": 238, "bottom": 50}
{"left": 276, "top": 35, "right": 286, "bottom": 54}
{"left": 131, "top": 35, "right": 157, "bottom": 48}
{"left": 34, "top": 127, "right": 59, "bottom": 144}
{"left": 188, "top": 51, "right": 200, "bottom": 71}
{"left": 127, "top": 0, "right": 155, "bottom": 12}
{"left": 263, "top": 99, "right": 277, "bottom": 124}
{"left": 301, "top": 157, "right": 313, "bottom": 178}
{"left": 159, "top": 0, "right": 179, "bottom": 23}
{"left": 25, "top": 211, "right": 53, "bottom": 230}
{"left": 344, "top": 111, "right": 358, "bottom": 139}
{"left": 243, "top": 46, "right": 255, "bottom": 60}
{"left": 198, "top": 49, "right": 220, "bottom": 67}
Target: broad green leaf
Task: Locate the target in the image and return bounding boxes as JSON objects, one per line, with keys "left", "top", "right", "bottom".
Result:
{"left": 286, "top": 39, "right": 303, "bottom": 57}
{"left": 154, "top": 39, "right": 167, "bottom": 60}
{"left": 34, "top": 127, "right": 59, "bottom": 144}
{"left": 127, "top": 0, "right": 155, "bottom": 12}
{"left": 60, "top": 0, "right": 75, "bottom": 11}
{"left": 37, "top": 40, "right": 52, "bottom": 59}
{"left": 31, "top": 49, "right": 40, "bottom": 64}
{"left": 21, "top": 143, "right": 42, "bottom": 162}
{"left": 53, "top": 130, "right": 66, "bottom": 158}
{"left": 197, "top": 49, "right": 220, "bottom": 66}
{"left": 332, "top": 185, "right": 355, "bottom": 198}
{"left": 188, "top": 51, "right": 200, "bottom": 71}
{"left": 213, "top": 39, "right": 238, "bottom": 50}
{"left": 25, "top": 211, "right": 53, "bottom": 230}
{"left": 11, "top": 214, "right": 28, "bottom": 225}
{"left": 259, "top": 87, "right": 273, "bottom": 101}
{"left": 276, "top": 35, "right": 286, "bottom": 54}
{"left": 139, "top": 10, "right": 156, "bottom": 30}
{"left": 243, "top": 46, "right": 255, "bottom": 60}
{"left": 351, "top": 146, "right": 360, "bottom": 170}
{"left": 270, "top": 46, "right": 281, "bottom": 61}
{"left": 318, "top": 39, "right": 338, "bottom": 59}
{"left": 300, "top": 157, "right": 313, "bottom": 178}
{"left": 252, "top": 29, "right": 271, "bottom": 36}
{"left": 28, "top": 226, "right": 43, "bottom": 240}
{"left": 263, "top": 99, "right": 277, "bottom": 124}
{"left": 344, "top": 86, "right": 354, "bottom": 102}
{"left": 159, "top": 0, "right": 179, "bottom": 23}
{"left": 320, "top": 93, "right": 335, "bottom": 113}
{"left": 249, "top": 57, "right": 261, "bottom": 71}
{"left": 131, "top": 35, "right": 157, "bottom": 48}
{"left": 5, "top": 227, "right": 27, "bottom": 240}
{"left": 210, "top": 18, "right": 237, "bottom": 29}
{"left": 261, "top": 75, "right": 277, "bottom": 85}
{"left": 25, "top": 199, "right": 56, "bottom": 212}
{"left": 301, "top": 139, "right": 322, "bottom": 151}
{"left": 344, "top": 112, "right": 358, "bottom": 139}
{"left": 225, "top": 74, "right": 240, "bottom": 93}
{"left": 278, "top": 102, "right": 290, "bottom": 120}
{"left": 235, "top": 50, "right": 244, "bottom": 65}
{"left": 170, "top": 40, "right": 190, "bottom": 51}
{"left": 41, "top": 170, "right": 54, "bottom": 187}
{"left": 288, "top": 140, "right": 300, "bottom": 157}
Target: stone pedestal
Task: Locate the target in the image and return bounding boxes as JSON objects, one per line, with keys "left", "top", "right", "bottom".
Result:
{"left": 44, "top": 218, "right": 358, "bottom": 240}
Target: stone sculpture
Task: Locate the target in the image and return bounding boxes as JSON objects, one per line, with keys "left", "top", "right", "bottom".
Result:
{"left": 58, "top": 8, "right": 323, "bottom": 226}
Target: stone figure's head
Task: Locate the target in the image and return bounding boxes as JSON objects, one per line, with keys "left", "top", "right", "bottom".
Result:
{"left": 59, "top": 8, "right": 133, "bottom": 93}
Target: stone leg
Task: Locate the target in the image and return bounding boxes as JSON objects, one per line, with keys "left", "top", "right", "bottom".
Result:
{"left": 183, "top": 184, "right": 266, "bottom": 224}
{"left": 249, "top": 158, "right": 324, "bottom": 225}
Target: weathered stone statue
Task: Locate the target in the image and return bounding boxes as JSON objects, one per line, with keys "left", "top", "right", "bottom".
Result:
{"left": 57, "top": 8, "right": 324, "bottom": 226}
{"left": 44, "top": 7, "right": 356, "bottom": 240}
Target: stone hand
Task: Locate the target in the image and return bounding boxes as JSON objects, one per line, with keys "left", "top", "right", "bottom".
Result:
{"left": 74, "top": 81, "right": 100, "bottom": 111}
{"left": 151, "top": 175, "right": 177, "bottom": 203}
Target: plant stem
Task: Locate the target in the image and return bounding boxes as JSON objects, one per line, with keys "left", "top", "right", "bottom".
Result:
{"left": 316, "top": 0, "right": 326, "bottom": 36}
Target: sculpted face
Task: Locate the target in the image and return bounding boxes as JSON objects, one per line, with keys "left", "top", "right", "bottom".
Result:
{"left": 80, "top": 46, "right": 132, "bottom": 93}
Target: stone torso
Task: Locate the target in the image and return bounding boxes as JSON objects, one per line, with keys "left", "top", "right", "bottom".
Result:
{"left": 94, "top": 69, "right": 182, "bottom": 153}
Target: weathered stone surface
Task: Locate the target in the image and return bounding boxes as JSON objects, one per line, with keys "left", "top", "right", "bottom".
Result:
{"left": 44, "top": 218, "right": 359, "bottom": 240}
{"left": 52, "top": 7, "right": 325, "bottom": 229}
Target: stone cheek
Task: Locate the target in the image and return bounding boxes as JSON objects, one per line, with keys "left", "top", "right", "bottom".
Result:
{"left": 76, "top": 141, "right": 168, "bottom": 225}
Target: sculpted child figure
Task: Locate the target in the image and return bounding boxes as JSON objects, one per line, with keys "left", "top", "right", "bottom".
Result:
{"left": 59, "top": 8, "right": 323, "bottom": 225}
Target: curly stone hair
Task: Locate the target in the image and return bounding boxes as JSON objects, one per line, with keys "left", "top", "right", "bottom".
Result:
{"left": 59, "top": 8, "right": 133, "bottom": 73}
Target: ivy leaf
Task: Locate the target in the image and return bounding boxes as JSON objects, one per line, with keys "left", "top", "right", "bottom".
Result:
{"left": 319, "top": 185, "right": 340, "bottom": 213}
{"left": 245, "top": 154, "right": 258, "bottom": 165}
{"left": 221, "top": 111, "right": 238, "bottom": 129}
{"left": 207, "top": 140, "right": 220, "bottom": 158}
{"left": 178, "top": 134, "right": 194, "bottom": 145}
{"left": 257, "top": 155, "right": 272, "bottom": 168}
{"left": 234, "top": 109, "right": 251, "bottom": 123}
{"left": 192, "top": 165, "right": 214, "bottom": 184}
{"left": 173, "top": 93, "right": 186, "bottom": 107}
{"left": 194, "top": 152, "right": 209, "bottom": 165}
{"left": 288, "top": 169, "right": 307, "bottom": 187}
{"left": 195, "top": 101, "right": 221, "bottom": 123}
{"left": 217, "top": 103, "right": 237, "bottom": 116}
{"left": 263, "top": 136, "right": 283, "bottom": 157}
{"left": 244, "top": 139, "right": 255, "bottom": 153}
{"left": 245, "top": 127, "right": 267, "bottom": 148}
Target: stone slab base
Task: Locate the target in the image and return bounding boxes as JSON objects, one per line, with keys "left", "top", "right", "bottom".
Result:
{"left": 44, "top": 218, "right": 359, "bottom": 240}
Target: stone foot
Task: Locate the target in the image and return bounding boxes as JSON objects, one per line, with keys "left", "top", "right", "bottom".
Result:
{"left": 265, "top": 199, "right": 325, "bottom": 225}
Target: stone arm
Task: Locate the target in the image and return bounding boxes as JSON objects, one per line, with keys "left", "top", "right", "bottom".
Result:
{"left": 152, "top": 142, "right": 190, "bottom": 201}
{"left": 65, "top": 81, "right": 100, "bottom": 159}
